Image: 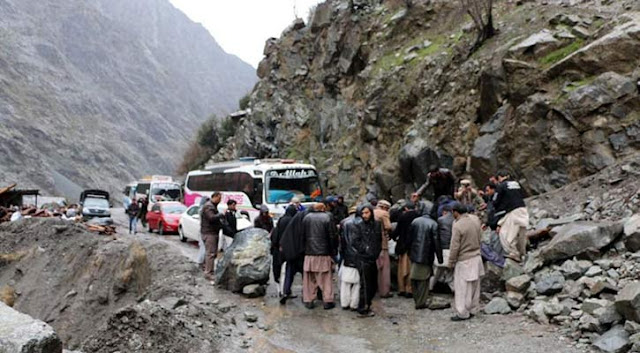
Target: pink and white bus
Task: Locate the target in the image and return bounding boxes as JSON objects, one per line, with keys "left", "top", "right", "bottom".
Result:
{"left": 183, "top": 158, "right": 323, "bottom": 221}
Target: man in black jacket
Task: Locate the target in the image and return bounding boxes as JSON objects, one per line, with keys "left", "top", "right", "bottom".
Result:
{"left": 351, "top": 204, "right": 382, "bottom": 316}
{"left": 493, "top": 170, "right": 529, "bottom": 262}
{"left": 279, "top": 208, "right": 309, "bottom": 305}
{"left": 201, "top": 192, "right": 223, "bottom": 282}
{"left": 409, "top": 206, "right": 443, "bottom": 309}
{"left": 339, "top": 210, "right": 359, "bottom": 310}
{"left": 272, "top": 205, "right": 297, "bottom": 299}
{"left": 392, "top": 202, "right": 420, "bottom": 298}
{"left": 431, "top": 204, "right": 454, "bottom": 292}
{"left": 301, "top": 203, "right": 338, "bottom": 310}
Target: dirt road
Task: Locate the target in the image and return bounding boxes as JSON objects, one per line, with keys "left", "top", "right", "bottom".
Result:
{"left": 111, "top": 209, "right": 591, "bottom": 353}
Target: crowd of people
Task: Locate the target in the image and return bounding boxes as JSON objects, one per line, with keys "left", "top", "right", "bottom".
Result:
{"left": 197, "top": 167, "right": 529, "bottom": 321}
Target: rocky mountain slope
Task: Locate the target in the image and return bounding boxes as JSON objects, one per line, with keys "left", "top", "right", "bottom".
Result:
{"left": 0, "top": 0, "right": 256, "bottom": 198}
{"left": 217, "top": 0, "right": 639, "bottom": 202}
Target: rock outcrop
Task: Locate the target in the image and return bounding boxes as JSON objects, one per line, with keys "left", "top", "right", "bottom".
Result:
{"left": 214, "top": 0, "right": 640, "bottom": 202}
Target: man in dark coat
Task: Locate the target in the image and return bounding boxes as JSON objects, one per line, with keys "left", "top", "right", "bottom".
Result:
{"left": 272, "top": 205, "right": 297, "bottom": 295}
{"left": 431, "top": 204, "right": 454, "bottom": 291}
{"left": 279, "top": 208, "right": 310, "bottom": 304}
{"left": 409, "top": 206, "right": 443, "bottom": 309}
{"left": 223, "top": 200, "right": 238, "bottom": 237}
{"left": 126, "top": 199, "right": 140, "bottom": 234}
{"left": 137, "top": 197, "right": 149, "bottom": 228}
{"left": 201, "top": 192, "right": 223, "bottom": 282}
{"left": 391, "top": 202, "right": 420, "bottom": 297}
{"left": 301, "top": 203, "right": 337, "bottom": 310}
{"left": 351, "top": 204, "right": 382, "bottom": 316}
{"left": 333, "top": 196, "right": 349, "bottom": 225}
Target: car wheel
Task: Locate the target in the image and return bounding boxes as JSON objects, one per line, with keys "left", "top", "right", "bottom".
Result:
{"left": 148, "top": 223, "right": 153, "bottom": 233}
{"left": 159, "top": 222, "right": 164, "bottom": 236}
{"left": 178, "top": 226, "right": 187, "bottom": 242}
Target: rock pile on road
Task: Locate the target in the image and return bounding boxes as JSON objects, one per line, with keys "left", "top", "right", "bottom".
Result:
{"left": 482, "top": 158, "right": 640, "bottom": 352}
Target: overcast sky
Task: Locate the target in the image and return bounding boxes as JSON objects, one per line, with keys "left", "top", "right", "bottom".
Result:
{"left": 170, "top": 0, "right": 323, "bottom": 68}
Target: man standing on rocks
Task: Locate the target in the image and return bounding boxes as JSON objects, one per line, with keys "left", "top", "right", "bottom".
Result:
{"left": 448, "top": 203, "right": 484, "bottom": 321}
{"left": 493, "top": 170, "right": 529, "bottom": 262}
{"left": 201, "top": 192, "right": 223, "bottom": 282}
{"left": 409, "top": 205, "right": 442, "bottom": 310}
{"left": 392, "top": 201, "right": 421, "bottom": 298}
{"left": 351, "top": 204, "right": 382, "bottom": 316}
{"left": 416, "top": 164, "right": 456, "bottom": 219}
{"left": 301, "top": 203, "right": 338, "bottom": 310}
{"left": 374, "top": 200, "right": 393, "bottom": 298}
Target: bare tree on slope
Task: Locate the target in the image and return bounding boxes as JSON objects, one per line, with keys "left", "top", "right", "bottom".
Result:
{"left": 459, "top": 0, "right": 496, "bottom": 53}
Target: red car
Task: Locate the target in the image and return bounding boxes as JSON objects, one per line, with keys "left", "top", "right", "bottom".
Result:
{"left": 147, "top": 202, "right": 187, "bottom": 235}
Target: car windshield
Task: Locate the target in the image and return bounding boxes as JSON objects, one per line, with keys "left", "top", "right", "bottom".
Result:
{"left": 163, "top": 205, "right": 186, "bottom": 214}
{"left": 266, "top": 169, "right": 323, "bottom": 204}
{"left": 150, "top": 183, "right": 182, "bottom": 201}
{"left": 84, "top": 198, "right": 109, "bottom": 209}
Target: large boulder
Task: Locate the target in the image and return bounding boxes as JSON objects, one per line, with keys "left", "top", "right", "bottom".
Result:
{"left": 506, "top": 274, "right": 532, "bottom": 293}
{"left": 508, "top": 29, "right": 561, "bottom": 59}
{"left": 536, "top": 271, "right": 565, "bottom": 295}
{"left": 592, "top": 325, "right": 631, "bottom": 353}
{"left": 536, "top": 221, "right": 623, "bottom": 264}
{"left": 567, "top": 72, "right": 637, "bottom": 118}
{"left": 0, "top": 302, "right": 63, "bottom": 353}
{"left": 623, "top": 214, "right": 640, "bottom": 252}
{"left": 548, "top": 14, "right": 640, "bottom": 76}
{"left": 484, "top": 297, "right": 512, "bottom": 315}
{"left": 397, "top": 139, "right": 453, "bottom": 186}
{"left": 481, "top": 262, "right": 505, "bottom": 293}
{"left": 215, "top": 228, "right": 271, "bottom": 293}
{"left": 615, "top": 282, "right": 640, "bottom": 322}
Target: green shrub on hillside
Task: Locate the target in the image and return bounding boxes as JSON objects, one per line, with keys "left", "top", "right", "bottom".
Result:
{"left": 540, "top": 39, "right": 584, "bottom": 66}
{"left": 238, "top": 93, "right": 250, "bottom": 110}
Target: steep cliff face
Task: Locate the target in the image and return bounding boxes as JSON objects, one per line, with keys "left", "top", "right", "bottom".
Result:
{"left": 0, "top": 0, "right": 255, "bottom": 198}
{"left": 219, "top": 0, "right": 640, "bottom": 202}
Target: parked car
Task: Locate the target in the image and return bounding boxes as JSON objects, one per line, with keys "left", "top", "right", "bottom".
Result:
{"left": 79, "top": 189, "right": 112, "bottom": 222}
{"left": 178, "top": 205, "right": 251, "bottom": 244}
{"left": 147, "top": 201, "right": 186, "bottom": 235}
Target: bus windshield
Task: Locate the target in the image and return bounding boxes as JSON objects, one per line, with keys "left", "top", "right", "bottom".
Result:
{"left": 150, "top": 183, "right": 181, "bottom": 202}
{"left": 266, "top": 169, "right": 323, "bottom": 204}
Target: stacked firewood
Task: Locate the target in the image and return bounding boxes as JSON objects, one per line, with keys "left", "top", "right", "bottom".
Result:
{"left": 85, "top": 224, "right": 117, "bottom": 235}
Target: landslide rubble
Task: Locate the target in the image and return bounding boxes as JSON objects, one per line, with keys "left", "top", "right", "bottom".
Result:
{"left": 0, "top": 218, "right": 248, "bottom": 352}
{"left": 479, "top": 156, "right": 640, "bottom": 352}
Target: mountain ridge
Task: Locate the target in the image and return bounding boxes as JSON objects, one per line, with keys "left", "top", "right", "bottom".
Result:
{"left": 0, "top": 0, "right": 256, "bottom": 199}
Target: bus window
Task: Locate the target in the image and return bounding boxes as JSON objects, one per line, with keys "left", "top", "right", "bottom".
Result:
{"left": 265, "top": 169, "right": 323, "bottom": 204}
{"left": 136, "top": 183, "right": 150, "bottom": 196}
